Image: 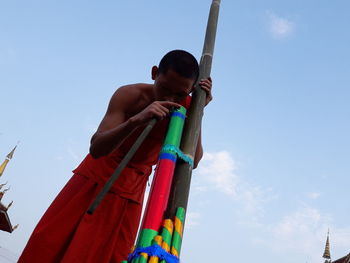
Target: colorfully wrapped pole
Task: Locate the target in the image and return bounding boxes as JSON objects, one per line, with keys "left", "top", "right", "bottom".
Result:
{"left": 132, "top": 107, "right": 187, "bottom": 263}
{"left": 170, "top": 207, "right": 185, "bottom": 258}
{"left": 159, "top": 219, "right": 174, "bottom": 263}
{"left": 165, "top": 0, "right": 221, "bottom": 255}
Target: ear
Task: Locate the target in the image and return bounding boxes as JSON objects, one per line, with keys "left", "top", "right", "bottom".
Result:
{"left": 151, "top": 66, "right": 158, "bottom": 80}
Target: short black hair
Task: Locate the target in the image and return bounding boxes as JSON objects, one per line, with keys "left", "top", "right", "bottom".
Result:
{"left": 158, "top": 50, "right": 199, "bottom": 83}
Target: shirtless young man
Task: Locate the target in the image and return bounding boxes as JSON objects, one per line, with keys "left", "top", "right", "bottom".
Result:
{"left": 18, "top": 50, "right": 212, "bottom": 263}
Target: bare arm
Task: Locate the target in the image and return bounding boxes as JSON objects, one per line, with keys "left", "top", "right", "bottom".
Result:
{"left": 90, "top": 86, "right": 181, "bottom": 159}
{"left": 89, "top": 87, "right": 139, "bottom": 158}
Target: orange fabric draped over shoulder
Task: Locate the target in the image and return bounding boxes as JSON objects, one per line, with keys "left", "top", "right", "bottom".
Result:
{"left": 18, "top": 96, "right": 191, "bottom": 263}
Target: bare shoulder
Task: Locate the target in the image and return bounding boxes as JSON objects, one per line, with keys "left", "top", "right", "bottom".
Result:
{"left": 109, "top": 83, "right": 154, "bottom": 115}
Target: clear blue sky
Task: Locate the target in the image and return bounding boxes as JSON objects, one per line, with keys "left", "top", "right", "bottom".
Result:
{"left": 1, "top": 1, "right": 349, "bottom": 262}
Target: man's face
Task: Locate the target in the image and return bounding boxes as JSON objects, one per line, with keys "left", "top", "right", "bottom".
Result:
{"left": 152, "top": 66, "right": 194, "bottom": 103}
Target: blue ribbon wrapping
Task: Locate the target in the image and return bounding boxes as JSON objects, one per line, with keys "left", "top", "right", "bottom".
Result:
{"left": 170, "top": 111, "right": 186, "bottom": 120}
{"left": 160, "top": 144, "right": 194, "bottom": 167}
{"left": 127, "top": 244, "right": 179, "bottom": 263}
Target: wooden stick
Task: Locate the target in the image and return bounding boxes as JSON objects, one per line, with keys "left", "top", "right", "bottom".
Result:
{"left": 87, "top": 118, "right": 157, "bottom": 214}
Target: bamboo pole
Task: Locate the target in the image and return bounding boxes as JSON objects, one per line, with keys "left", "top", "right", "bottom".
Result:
{"left": 165, "top": 0, "right": 221, "bottom": 228}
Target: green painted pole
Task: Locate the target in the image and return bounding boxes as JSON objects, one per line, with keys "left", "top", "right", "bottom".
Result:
{"left": 132, "top": 228, "right": 158, "bottom": 263}
{"left": 149, "top": 235, "right": 163, "bottom": 263}
{"left": 170, "top": 207, "right": 185, "bottom": 258}
{"left": 165, "top": 0, "right": 221, "bottom": 232}
{"left": 159, "top": 219, "right": 174, "bottom": 263}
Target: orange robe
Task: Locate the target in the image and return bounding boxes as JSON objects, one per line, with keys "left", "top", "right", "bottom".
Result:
{"left": 18, "top": 97, "right": 191, "bottom": 263}
{"left": 19, "top": 121, "right": 171, "bottom": 263}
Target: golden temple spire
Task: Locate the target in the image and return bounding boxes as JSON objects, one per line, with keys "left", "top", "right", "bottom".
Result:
{"left": 0, "top": 145, "right": 18, "bottom": 233}
{"left": 323, "top": 229, "right": 331, "bottom": 261}
{"left": 6, "top": 145, "right": 17, "bottom": 159}
{"left": 0, "top": 145, "right": 17, "bottom": 177}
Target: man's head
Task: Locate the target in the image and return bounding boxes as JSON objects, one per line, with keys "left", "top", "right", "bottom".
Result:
{"left": 152, "top": 50, "right": 199, "bottom": 102}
